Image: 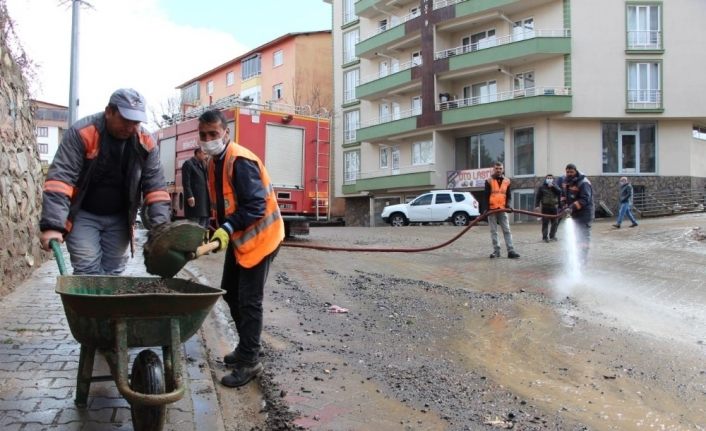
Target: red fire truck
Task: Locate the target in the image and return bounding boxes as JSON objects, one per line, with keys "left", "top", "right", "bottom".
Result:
{"left": 155, "top": 98, "right": 330, "bottom": 236}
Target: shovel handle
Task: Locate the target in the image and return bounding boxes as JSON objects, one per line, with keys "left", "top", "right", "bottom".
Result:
{"left": 50, "top": 239, "right": 68, "bottom": 276}
{"left": 189, "top": 241, "right": 220, "bottom": 260}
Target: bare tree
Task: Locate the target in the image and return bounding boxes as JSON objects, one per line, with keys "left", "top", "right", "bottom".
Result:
{"left": 149, "top": 94, "right": 182, "bottom": 129}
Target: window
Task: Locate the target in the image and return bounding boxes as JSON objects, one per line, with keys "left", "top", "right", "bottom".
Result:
{"left": 272, "top": 83, "right": 283, "bottom": 100}
{"left": 241, "top": 55, "right": 261, "bottom": 80}
{"left": 436, "top": 193, "right": 452, "bottom": 204}
{"left": 343, "top": 29, "right": 359, "bottom": 64}
{"left": 181, "top": 82, "right": 200, "bottom": 104}
{"left": 343, "top": 0, "right": 357, "bottom": 24}
{"left": 207, "top": 80, "right": 214, "bottom": 95}
{"left": 628, "top": 61, "right": 661, "bottom": 109}
{"left": 463, "top": 29, "right": 496, "bottom": 52}
{"left": 343, "top": 68, "right": 359, "bottom": 103}
{"left": 241, "top": 86, "right": 261, "bottom": 104}
{"left": 514, "top": 71, "right": 535, "bottom": 97}
{"left": 38, "top": 143, "right": 49, "bottom": 153}
{"left": 344, "top": 150, "right": 360, "bottom": 183}
{"left": 694, "top": 126, "right": 706, "bottom": 141}
{"left": 226, "top": 71, "right": 235, "bottom": 86}
{"left": 411, "top": 51, "right": 422, "bottom": 66}
{"left": 455, "top": 130, "right": 505, "bottom": 169}
{"left": 411, "top": 96, "right": 422, "bottom": 115}
{"left": 378, "top": 18, "right": 388, "bottom": 33}
{"left": 36, "top": 127, "right": 48, "bottom": 137}
{"left": 513, "top": 18, "right": 534, "bottom": 41}
{"left": 344, "top": 110, "right": 359, "bottom": 143}
{"left": 380, "top": 147, "right": 389, "bottom": 169}
{"left": 513, "top": 127, "right": 534, "bottom": 176}
{"left": 412, "top": 140, "right": 433, "bottom": 165}
{"left": 512, "top": 190, "right": 536, "bottom": 222}
{"left": 602, "top": 122, "right": 656, "bottom": 174}
{"left": 468, "top": 80, "right": 497, "bottom": 105}
{"left": 627, "top": 5, "right": 661, "bottom": 49}
{"left": 412, "top": 194, "right": 432, "bottom": 206}
{"left": 273, "top": 50, "right": 283, "bottom": 67}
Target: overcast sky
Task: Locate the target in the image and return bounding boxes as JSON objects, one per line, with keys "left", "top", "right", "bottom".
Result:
{"left": 6, "top": 0, "right": 331, "bottom": 125}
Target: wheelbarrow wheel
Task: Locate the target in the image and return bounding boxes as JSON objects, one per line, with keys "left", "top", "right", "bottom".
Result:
{"left": 130, "top": 349, "right": 166, "bottom": 431}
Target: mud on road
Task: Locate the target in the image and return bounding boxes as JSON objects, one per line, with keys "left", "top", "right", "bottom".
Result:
{"left": 193, "top": 215, "right": 706, "bottom": 430}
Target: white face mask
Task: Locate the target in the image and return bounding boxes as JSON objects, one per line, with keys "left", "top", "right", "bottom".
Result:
{"left": 199, "top": 132, "right": 226, "bottom": 156}
{"left": 546, "top": 178, "right": 554, "bottom": 185}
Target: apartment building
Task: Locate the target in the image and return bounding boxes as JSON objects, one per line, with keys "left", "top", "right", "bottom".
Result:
{"left": 176, "top": 31, "right": 333, "bottom": 116}
{"left": 32, "top": 100, "right": 68, "bottom": 171}
{"left": 327, "top": 0, "right": 706, "bottom": 226}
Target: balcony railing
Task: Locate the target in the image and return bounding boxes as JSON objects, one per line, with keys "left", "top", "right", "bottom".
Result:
{"left": 432, "top": 0, "right": 468, "bottom": 10}
{"left": 627, "top": 31, "right": 661, "bottom": 50}
{"left": 627, "top": 89, "right": 662, "bottom": 110}
{"left": 435, "top": 29, "right": 571, "bottom": 60}
{"left": 436, "top": 86, "right": 571, "bottom": 111}
{"left": 359, "top": 107, "right": 420, "bottom": 128}
{"left": 359, "top": 60, "right": 422, "bottom": 85}
{"left": 360, "top": 9, "right": 421, "bottom": 42}
{"left": 359, "top": 163, "right": 434, "bottom": 180}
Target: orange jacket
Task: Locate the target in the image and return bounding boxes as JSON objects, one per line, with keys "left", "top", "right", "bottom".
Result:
{"left": 487, "top": 177, "right": 510, "bottom": 209}
{"left": 208, "top": 143, "right": 284, "bottom": 268}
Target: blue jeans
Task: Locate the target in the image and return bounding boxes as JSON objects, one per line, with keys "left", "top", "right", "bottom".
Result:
{"left": 616, "top": 202, "right": 638, "bottom": 226}
{"left": 65, "top": 210, "right": 130, "bottom": 275}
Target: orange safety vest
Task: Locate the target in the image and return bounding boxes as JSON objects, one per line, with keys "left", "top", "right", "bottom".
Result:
{"left": 208, "top": 143, "right": 284, "bottom": 268}
{"left": 488, "top": 177, "right": 510, "bottom": 209}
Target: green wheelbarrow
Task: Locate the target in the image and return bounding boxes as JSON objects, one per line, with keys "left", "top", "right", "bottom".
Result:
{"left": 50, "top": 240, "right": 224, "bottom": 431}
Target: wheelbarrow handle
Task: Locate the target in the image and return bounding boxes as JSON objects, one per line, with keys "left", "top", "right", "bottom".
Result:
{"left": 188, "top": 241, "right": 220, "bottom": 260}
{"left": 49, "top": 239, "right": 68, "bottom": 276}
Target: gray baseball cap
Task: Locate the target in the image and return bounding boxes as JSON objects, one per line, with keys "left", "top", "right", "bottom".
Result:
{"left": 109, "top": 88, "right": 147, "bottom": 122}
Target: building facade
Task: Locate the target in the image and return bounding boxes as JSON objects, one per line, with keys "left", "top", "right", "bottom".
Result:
{"left": 32, "top": 100, "right": 68, "bottom": 171}
{"left": 328, "top": 0, "right": 706, "bottom": 226}
{"left": 176, "top": 31, "right": 333, "bottom": 117}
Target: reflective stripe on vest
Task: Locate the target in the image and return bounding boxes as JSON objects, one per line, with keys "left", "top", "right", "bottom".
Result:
{"left": 43, "top": 180, "right": 77, "bottom": 199}
{"left": 208, "top": 143, "right": 285, "bottom": 268}
{"left": 488, "top": 177, "right": 510, "bottom": 209}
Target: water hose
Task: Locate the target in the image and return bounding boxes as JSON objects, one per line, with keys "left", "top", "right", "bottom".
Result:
{"left": 282, "top": 208, "right": 566, "bottom": 252}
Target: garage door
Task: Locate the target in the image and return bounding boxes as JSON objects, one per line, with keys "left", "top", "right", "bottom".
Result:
{"left": 265, "top": 124, "right": 304, "bottom": 188}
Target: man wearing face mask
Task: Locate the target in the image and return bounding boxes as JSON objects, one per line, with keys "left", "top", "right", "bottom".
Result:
{"left": 197, "top": 110, "right": 284, "bottom": 388}
{"left": 534, "top": 174, "right": 562, "bottom": 242}
{"left": 38, "top": 88, "right": 171, "bottom": 274}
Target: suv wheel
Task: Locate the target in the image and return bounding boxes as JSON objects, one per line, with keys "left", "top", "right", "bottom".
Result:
{"left": 452, "top": 212, "right": 469, "bottom": 226}
{"left": 390, "top": 213, "right": 408, "bottom": 227}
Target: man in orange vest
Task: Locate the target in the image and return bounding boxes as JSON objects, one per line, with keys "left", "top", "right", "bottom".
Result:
{"left": 198, "top": 110, "right": 285, "bottom": 388}
{"left": 484, "top": 161, "right": 520, "bottom": 259}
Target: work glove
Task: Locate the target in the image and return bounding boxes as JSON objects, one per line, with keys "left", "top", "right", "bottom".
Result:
{"left": 211, "top": 223, "right": 232, "bottom": 252}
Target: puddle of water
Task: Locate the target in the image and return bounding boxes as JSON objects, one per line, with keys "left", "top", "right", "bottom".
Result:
{"left": 454, "top": 301, "right": 706, "bottom": 430}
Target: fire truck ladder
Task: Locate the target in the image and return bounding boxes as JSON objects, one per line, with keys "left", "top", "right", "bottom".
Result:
{"left": 314, "top": 115, "right": 330, "bottom": 221}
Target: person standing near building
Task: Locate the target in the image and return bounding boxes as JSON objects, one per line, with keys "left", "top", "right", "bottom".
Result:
{"left": 561, "top": 163, "right": 594, "bottom": 264}
{"left": 534, "top": 174, "right": 562, "bottom": 242}
{"left": 613, "top": 176, "right": 638, "bottom": 228}
{"left": 38, "top": 88, "right": 171, "bottom": 274}
{"left": 182, "top": 148, "right": 210, "bottom": 228}
{"left": 197, "top": 109, "right": 285, "bottom": 388}
{"left": 485, "top": 161, "right": 520, "bottom": 259}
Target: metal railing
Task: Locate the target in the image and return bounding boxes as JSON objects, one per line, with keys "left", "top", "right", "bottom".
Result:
{"left": 360, "top": 9, "right": 421, "bottom": 42}
{"left": 171, "top": 94, "right": 330, "bottom": 124}
{"left": 627, "top": 30, "right": 661, "bottom": 49}
{"left": 359, "top": 59, "right": 422, "bottom": 85}
{"left": 627, "top": 89, "right": 662, "bottom": 109}
{"left": 432, "top": 0, "right": 468, "bottom": 10}
{"left": 435, "top": 29, "right": 571, "bottom": 60}
{"left": 633, "top": 189, "right": 706, "bottom": 217}
{"left": 359, "top": 107, "right": 420, "bottom": 129}
{"left": 436, "top": 86, "right": 571, "bottom": 111}
{"left": 359, "top": 163, "right": 434, "bottom": 180}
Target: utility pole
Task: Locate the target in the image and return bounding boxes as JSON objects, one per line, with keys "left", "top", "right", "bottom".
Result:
{"left": 68, "top": 0, "right": 80, "bottom": 125}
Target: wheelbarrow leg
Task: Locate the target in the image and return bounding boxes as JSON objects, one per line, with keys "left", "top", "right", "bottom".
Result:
{"left": 162, "top": 345, "right": 173, "bottom": 393}
{"left": 75, "top": 343, "right": 96, "bottom": 408}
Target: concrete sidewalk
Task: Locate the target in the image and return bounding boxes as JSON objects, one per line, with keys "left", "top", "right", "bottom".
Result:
{"left": 0, "top": 242, "right": 225, "bottom": 431}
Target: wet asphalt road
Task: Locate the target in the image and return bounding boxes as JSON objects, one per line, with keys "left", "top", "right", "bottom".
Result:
{"left": 190, "top": 213, "right": 706, "bottom": 430}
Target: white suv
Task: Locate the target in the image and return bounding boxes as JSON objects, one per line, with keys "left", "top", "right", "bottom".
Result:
{"left": 381, "top": 190, "right": 480, "bottom": 226}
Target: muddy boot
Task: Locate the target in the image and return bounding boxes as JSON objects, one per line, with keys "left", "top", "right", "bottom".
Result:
{"left": 221, "top": 362, "right": 263, "bottom": 388}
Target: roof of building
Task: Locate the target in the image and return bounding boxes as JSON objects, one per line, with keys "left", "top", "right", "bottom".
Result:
{"left": 31, "top": 100, "right": 69, "bottom": 110}
{"left": 175, "top": 30, "right": 331, "bottom": 89}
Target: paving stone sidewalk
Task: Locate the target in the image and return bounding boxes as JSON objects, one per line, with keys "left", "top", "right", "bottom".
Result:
{"left": 0, "top": 241, "right": 224, "bottom": 431}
